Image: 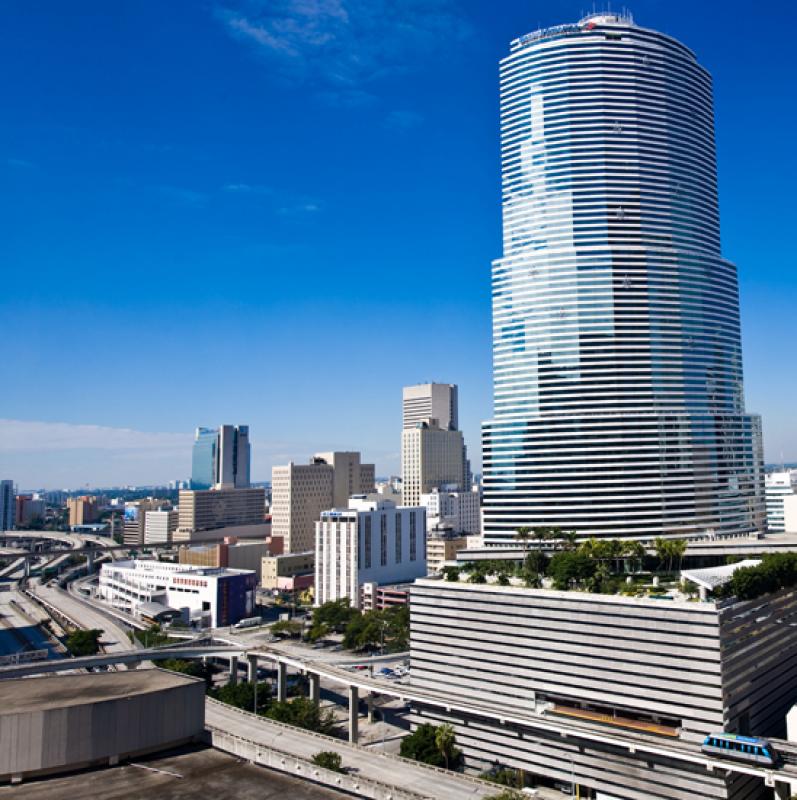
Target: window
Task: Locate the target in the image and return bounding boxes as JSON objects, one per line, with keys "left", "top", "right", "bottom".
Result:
{"left": 395, "top": 514, "right": 402, "bottom": 563}
{"left": 410, "top": 513, "right": 417, "bottom": 561}
{"left": 380, "top": 515, "right": 387, "bottom": 567}
{"left": 364, "top": 517, "right": 372, "bottom": 569}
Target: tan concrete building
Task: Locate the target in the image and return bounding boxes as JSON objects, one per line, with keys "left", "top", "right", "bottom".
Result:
{"left": 67, "top": 496, "right": 99, "bottom": 527}
{"left": 271, "top": 452, "right": 374, "bottom": 553}
{"left": 426, "top": 532, "right": 468, "bottom": 573}
{"left": 261, "top": 551, "right": 315, "bottom": 589}
{"left": 179, "top": 539, "right": 271, "bottom": 573}
{"left": 174, "top": 487, "right": 265, "bottom": 542}
{"left": 401, "top": 422, "right": 466, "bottom": 508}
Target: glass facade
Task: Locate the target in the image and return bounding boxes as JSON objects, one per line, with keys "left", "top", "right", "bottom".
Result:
{"left": 191, "top": 427, "right": 218, "bottom": 490}
{"left": 481, "top": 14, "right": 766, "bottom": 543}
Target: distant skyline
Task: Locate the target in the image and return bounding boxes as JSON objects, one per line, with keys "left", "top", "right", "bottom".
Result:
{"left": 2, "top": 1, "right": 795, "bottom": 489}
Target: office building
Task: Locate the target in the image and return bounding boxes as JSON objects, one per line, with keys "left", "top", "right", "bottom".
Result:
{"left": 271, "top": 452, "right": 375, "bottom": 553}
{"left": 66, "top": 495, "right": 98, "bottom": 528}
{"left": 425, "top": 531, "right": 468, "bottom": 573}
{"left": 403, "top": 383, "right": 458, "bottom": 430}
{"left": 174, "top": 486, "right": 266, "bottom": 542}
{"left": 480, "top": 13, "right": 766, "bottom": 544}
{"left": 410, "top": 559, "right": 797, "bottom": 800}
{"left": 261, "top": 551, "right": 315, "bottom": 590}
{"left": 0, "top": 481, "right": 14, "bottom": 530}
{"left": 143, "top": 509, "right": 179, "bottom": 544}
{"left": 314, "top": 451, "right": 376, "bottom": 508}
{"left": 98, "top": 559, "right": 257, "bottom": 628}
{"left": 191, "top": 427, "right": 218, "bottom": 489}
{"left": 314, "top": 497, "right": 426, "bottom": 608}
{"left": 179, "top": 538, "right": 271, "bottom": 572}
{"left": 765, "top": 471, "right": 797, "bottom": 532}
{"left": 420, "top": 486, "right": 480, "bottom": 535}
{"left": 401, "top": 423, "right": 466, "bottom": 508}
{"left": 190, "top": 424, "right": 250, "bottom": 489}
{"left": 14, "top": 495, "right": 45, "bottom": 527}
{"left": 123, "top": 499, "right": 166, "bottom": 546}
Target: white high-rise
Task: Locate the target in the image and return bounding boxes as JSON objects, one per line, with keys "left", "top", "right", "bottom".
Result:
{"left": 765, "top": 471, "right": 797, "bottom": 532}
{"left": 481, "top": 13, "right": 766, "bottom": 544}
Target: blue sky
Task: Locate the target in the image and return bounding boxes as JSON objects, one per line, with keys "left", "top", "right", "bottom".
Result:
{"left": 2, "top": 0, "right": 795, "bottom": 489}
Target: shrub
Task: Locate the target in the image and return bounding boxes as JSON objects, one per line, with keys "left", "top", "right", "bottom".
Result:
{"left": 312, "top": 751, "right": 344, "bottom": 773}
{"left": 66, "top": 628, "right": 102, "bottom": 656}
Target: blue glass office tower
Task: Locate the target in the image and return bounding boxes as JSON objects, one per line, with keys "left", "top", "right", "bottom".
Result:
{"left": 481, "top": 14, "right": 765, "bottom": 544}
{"left": 191, "top": 427, "right": 218, "bottom": 490}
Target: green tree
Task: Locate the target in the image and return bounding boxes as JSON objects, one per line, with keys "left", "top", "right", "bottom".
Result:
{"left": 209, "top": 681, "right": 271, "bottom": 715}
{"left": 522, "top": 549, "right": 548, "bottom": 582}
{"left": 435, "top": 723, "right": 460, "bottom": 770}
{"left": 443, "top": 566, "right": 461, "bottom": 582}
{"left": 485, "top": 791, "right": 526, "bottom": 800}
{"left": 312, "top": 751, "right": 344, "bottom": 773}
{"left": 271, "top": 619, "right": 303, "bottom": 638}
{"left": 548, "top": 551, "right": 596, "bottom": 590}
{"left": 66, "top": 628, "right": 102, "bottom": 656}
{"left": 266, "top": 696, "right": 336, "bottom": 735}
{"left": 400, "top": 724, "right": 451, "bottom": 767}
{"left": 312, "top": 598, "right": 360, "bottom": 632}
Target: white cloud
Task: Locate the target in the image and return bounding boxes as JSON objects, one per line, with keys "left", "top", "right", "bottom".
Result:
{"left": 216, "top": 0, "right": 470, "bottom": 99}
{"left": 0, "top": 419, "right": 191, "bottom": 455}
{"left": 223, "top": 182, "right": 272, "bottom": 194}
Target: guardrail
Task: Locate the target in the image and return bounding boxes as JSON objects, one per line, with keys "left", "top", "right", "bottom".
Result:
{"left": 205, "top": 697, "right": 494, "bottom": 796}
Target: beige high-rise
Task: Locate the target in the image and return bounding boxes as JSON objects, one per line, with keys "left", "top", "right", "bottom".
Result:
{"left": 403, "top": 383, "right": 458, "bottom": 430}
{"left": 271, "top": 451, "right": 375, "bottom": 553}
{"left": 401, "top": 423, "right": 465, "bottom": 508}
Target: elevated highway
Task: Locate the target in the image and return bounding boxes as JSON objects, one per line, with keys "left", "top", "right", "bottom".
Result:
{"left": 1, "top": 631, "right": 796, "bottom": 791}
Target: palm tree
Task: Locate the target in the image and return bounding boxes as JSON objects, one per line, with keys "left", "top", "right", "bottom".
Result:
{"left": 435, "top": 723, "right": 457, "bottom": 770}
{"left": 673, "top": 538, "right": 688, "bottom": 571}
{"left": 515, "top": 526, "right": 532, "bottom": 554}
{"left": 561, "top": 530, "right": 578, "bottom": 551}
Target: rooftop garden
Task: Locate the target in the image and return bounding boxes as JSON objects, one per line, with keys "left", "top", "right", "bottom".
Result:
{"left": 713, "top": 552, "right": 797, "bottom": 601}
{"left": 442, "top": 527, "right": 694, "bottom": 598}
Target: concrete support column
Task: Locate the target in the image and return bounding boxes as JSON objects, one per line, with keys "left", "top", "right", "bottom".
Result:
{"left": 276, "top": 661, "right": 287, "bottom": 702}
{"left": 229, "top": 656, "right": 238, "bottom": 686}
{"left": 86, "top": 551, "right": 95, "bottom": 574}
{"left": 246, "top": 654, "right": 258, "bottom": 683}
{"left": 367, "top": 692, "right": 375, "bottom": 724}
{"left": 348, "top": 685, "right": 359, "bottom": 744}
{"left": 24, "top": 560, "right": 30, "bottom": 578}
{"left": 308, "top": 672, "right": 320, "bottom": 706}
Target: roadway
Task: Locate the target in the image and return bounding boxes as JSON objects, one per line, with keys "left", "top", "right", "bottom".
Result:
{"left": 205, "top": 697, "right": 495, "bottom": 800}
{"left": 27, "top": 578, "right": 136, "bottom": 657}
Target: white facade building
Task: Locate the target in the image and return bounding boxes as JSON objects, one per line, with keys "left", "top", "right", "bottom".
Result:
{"left": 765, "top": 471, "right": 797, "bottom": 532}
{"left": 314, "top": 497, "right": 426, "bottom": 608}
{"left": 98, "top": 559, "right": 256, "bottom": 628}
{"left": 144, "top": 509, "right": 179, "bottom": 544}
{"left": 420, "top": 486, "right": 480, "bottom": 535}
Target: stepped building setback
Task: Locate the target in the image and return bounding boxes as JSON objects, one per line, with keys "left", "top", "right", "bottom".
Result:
{"left": 480, "top": 12, "right": 766, "bottom": 544}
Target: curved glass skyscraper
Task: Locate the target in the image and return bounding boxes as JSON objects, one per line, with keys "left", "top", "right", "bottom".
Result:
{"left": 481, "top": 14, "right": 765, "bottom": 544}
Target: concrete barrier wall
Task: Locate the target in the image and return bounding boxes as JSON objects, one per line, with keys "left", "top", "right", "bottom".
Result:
{"left": 206, "top": 726, "right": 428, "bottom": 800}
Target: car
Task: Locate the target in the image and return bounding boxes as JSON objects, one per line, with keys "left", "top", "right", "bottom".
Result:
{"left": 379, "top": 667, "right": 394, "bottom": 676}
{"left": 352, "top": 664, "right": 368, "bottom": 671}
